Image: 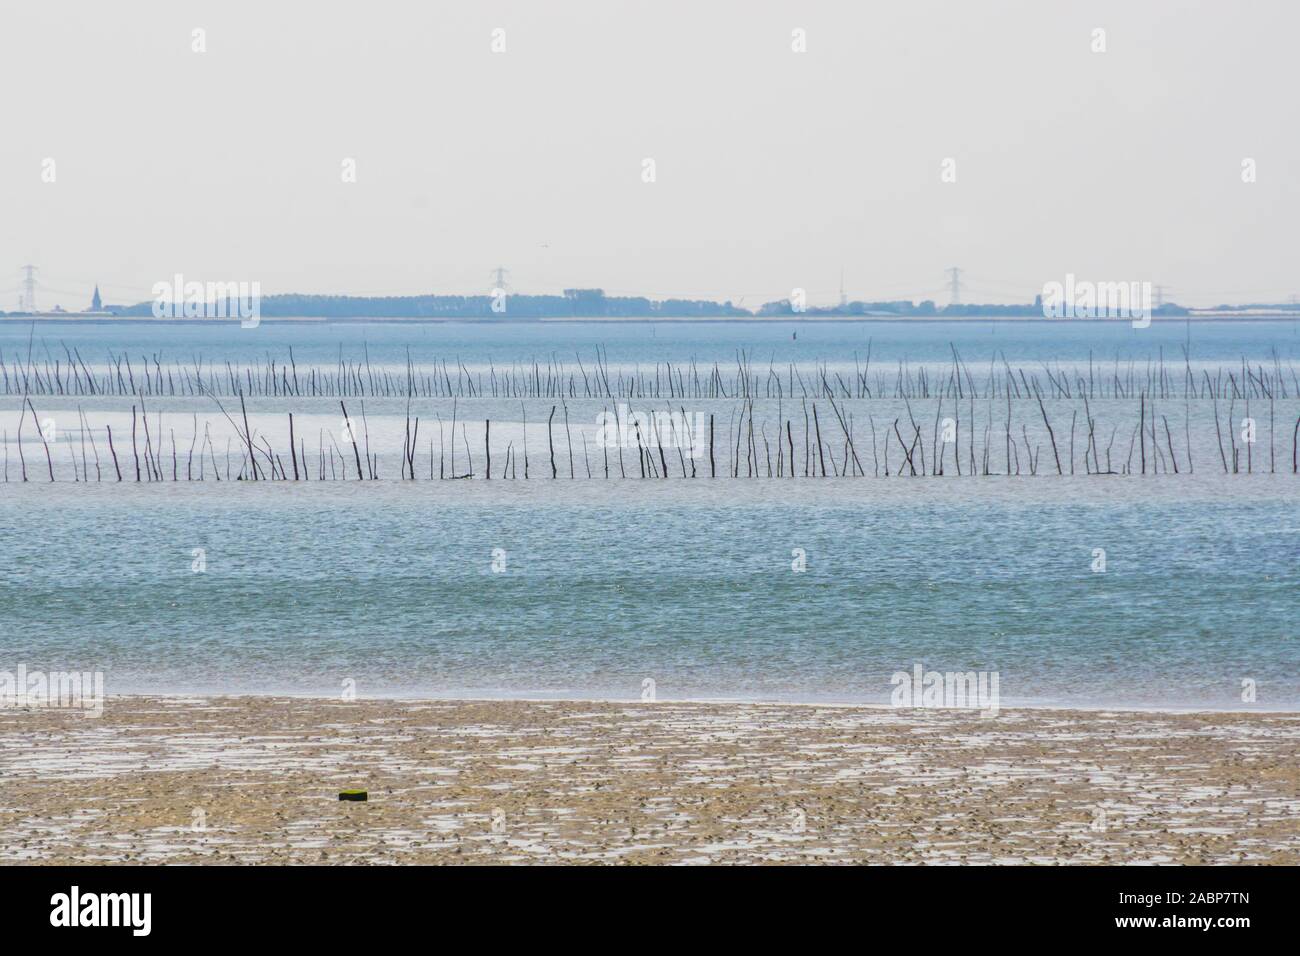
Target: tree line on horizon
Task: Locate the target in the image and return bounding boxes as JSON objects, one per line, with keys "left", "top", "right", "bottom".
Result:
{"left": 17, "top": 286, "right": 1287, "bottom": 319}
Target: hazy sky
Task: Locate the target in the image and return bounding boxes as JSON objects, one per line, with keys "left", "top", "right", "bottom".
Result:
{"left": 1, "top": 1, "right": 1296, "bottom": 309}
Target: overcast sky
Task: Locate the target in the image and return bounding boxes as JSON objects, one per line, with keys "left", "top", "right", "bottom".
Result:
{"left": 1, "top": 1, "right": 1296, "bottom": 309}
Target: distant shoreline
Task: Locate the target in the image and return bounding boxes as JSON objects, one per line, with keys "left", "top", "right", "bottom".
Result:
{"left": 2, "top": 314, "right": 1297, "bottom": 325}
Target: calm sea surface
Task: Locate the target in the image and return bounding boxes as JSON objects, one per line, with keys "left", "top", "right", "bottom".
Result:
{"left": 3, "top": 316, "right": 1300, "bottom": 371}
{"left": 1, "top": 319, "right": 1297, "bottom": 709}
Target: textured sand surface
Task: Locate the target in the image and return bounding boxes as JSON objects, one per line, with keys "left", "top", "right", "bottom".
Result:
{"left": 1, "top": 696, "right": 1297, "bottom": 865}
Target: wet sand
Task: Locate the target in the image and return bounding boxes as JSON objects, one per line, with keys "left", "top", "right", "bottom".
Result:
{"left": 1, "top": 696, "right": 1297, "bottom": 865}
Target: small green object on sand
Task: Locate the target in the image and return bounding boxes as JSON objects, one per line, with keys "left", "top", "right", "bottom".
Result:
{"left": 339, "top": 789, "right": 368, "bottom": 802}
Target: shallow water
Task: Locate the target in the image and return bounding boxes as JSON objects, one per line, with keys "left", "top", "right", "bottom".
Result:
{"left": 1, "top": 475, "right": 1296, "bottom": 709}
{"left": 1, "top": 320, "right": 1297, "bottom": 709}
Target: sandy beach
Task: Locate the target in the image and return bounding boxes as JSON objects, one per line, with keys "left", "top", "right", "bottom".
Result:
{"left": 1, "top": 696, "right": 1296, "bottom": 865}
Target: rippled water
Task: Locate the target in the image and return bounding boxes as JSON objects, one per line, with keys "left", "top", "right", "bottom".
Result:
{"left": 1, "top": 320, "right": 1297, "bottom": 709}
{"left": 1, "top": 475, "right": 1296, "bottom": 709}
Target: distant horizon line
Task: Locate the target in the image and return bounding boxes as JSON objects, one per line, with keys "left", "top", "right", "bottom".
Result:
{"left": 5, "top": 313, "right": 1300, "bottom": 326}
{"left": 7, "top": 286, "right": 1300, "bottom": 321}
{"left": 11, "top": 277, "right": 1300, "bottom": 318}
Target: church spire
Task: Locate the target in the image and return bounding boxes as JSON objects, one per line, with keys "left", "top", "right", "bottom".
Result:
{"left": 91, "top": 284, "right": 102, "bottom": 311}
